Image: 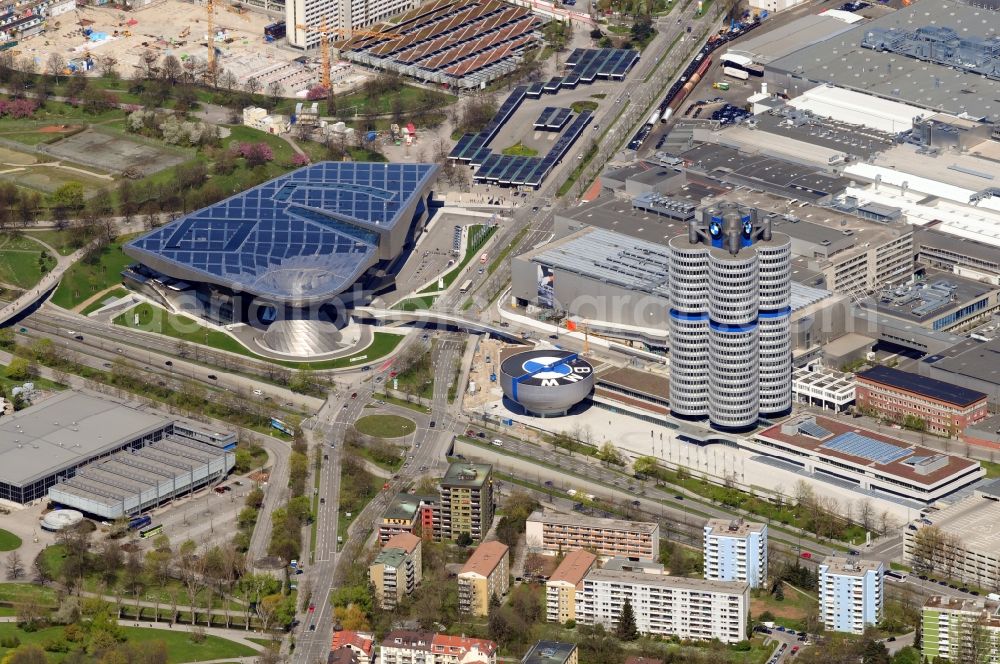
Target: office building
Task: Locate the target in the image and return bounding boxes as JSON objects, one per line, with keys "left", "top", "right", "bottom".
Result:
{"left": 903, "top": 480, "right": 1000, "bottom": 590}
{"left": 521, "top": 642, "right": 578, "bottom": 664}
{"left": 921, "top": 596, "right": 1000, "bottom": 664}
{"left": 439, "top": 463, "right": 495, "bottom": 542}
{"left": 856, "top": 365, "right": 989, "bottom": 437}
{"left": 752, "top": 415, "right": 983, "bottom": 503}
{"left": 285, "top": 0, "right": 417, "bottom": 49}
{"left": 703, "top": 519, "right": 768, "bottom": 589}
{"left": 379, "top": 493, "right": 438, "bottom": 543}
{"left": 862, "top": 275, "right": 1000, "bottom": 334}
{"left": 379, "top": 631, "right": 497, "bottom": 664}
{"left": 369, "top": 533, "right": 422, "bottom": 610}
{"left": 818, "top": 557, "right": 884, "bottom": 634}
{"left": 458, "top": 541, "right": 509, "bottom": 616}
{"left": 526, "top": 511, "right": 659, "bottom": 561}
{"left": 545, "top": 549, "right": 597, "bottom": 624}
{"left": 575, "top": 569, "right": 749, "bottom": 643}
{"left": 668, "top": 202, "right": 792, "bottom": 431}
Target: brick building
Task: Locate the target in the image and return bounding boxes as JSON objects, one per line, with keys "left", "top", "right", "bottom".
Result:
{"left": 856, "top": 365, "right": 988, "bottom": 437}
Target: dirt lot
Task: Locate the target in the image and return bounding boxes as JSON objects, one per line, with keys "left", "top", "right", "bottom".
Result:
{"left": 43, "top": 127, "right": 187, "bottom": 174}
{"left": 25, "top": 1, "right": 303, "bottom": 86}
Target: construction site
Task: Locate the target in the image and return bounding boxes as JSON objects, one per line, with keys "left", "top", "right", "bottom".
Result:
{"left": 19, "top": 1, "right": 375, "bottom": 95}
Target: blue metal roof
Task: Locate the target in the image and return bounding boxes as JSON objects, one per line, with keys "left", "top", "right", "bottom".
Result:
{"left": 125, "top": 162, "right": 437, "bottom": 303}
{"left": 858, "top": 364, "right": 987, "bottom": 407}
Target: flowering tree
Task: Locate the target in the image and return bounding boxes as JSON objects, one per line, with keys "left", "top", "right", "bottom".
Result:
{"left": 291, "top": 153, "right": 310, "bottom": 167}
{"left": 306, "top": 85, "right": 328, "bottom": 101}
{"left": 232, "top": 142, "right": 274, "bottom": 167}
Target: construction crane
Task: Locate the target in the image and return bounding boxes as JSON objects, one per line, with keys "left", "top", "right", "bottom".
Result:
{"left": 295, "top": 20, "right": 400, "bottom": 89}
{"left": 206, "top": 0, "right": 217, "bottom": 77}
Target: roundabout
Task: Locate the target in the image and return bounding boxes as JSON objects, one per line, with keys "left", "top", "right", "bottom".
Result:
{"left": 355, "top": 414, "right": 417, "bottom": 438}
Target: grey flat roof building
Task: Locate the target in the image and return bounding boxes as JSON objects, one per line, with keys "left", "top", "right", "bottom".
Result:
{"left": 0, "top": 392, "right": 168, "bottom": 504}
{"left": 725, "top": 14, "right": 857, "bottom": 64}
{"left": 765, "top": 0, "right": 1000, "bottom": 123}
{"left": 0, "top": 391, "right": 236, "bottom": 510}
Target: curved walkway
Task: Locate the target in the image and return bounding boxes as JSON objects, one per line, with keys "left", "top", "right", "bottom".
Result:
{"left": 0, "top": 236, "right": 97, "bottom": 326}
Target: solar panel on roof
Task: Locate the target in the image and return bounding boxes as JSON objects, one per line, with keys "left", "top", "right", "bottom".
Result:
{"left": 820, "top": 432, "right": 912, "bottom": 465}
{"left": 797, "top": 419, "right": 833, "bottom": 439}
{"left": 527, "top": 82, "right": 545, "bottom": 97}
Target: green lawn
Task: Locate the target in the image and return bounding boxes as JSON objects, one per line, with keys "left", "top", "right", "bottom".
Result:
{"left": 355, "top": 414, "right": 416, "bottom": 438}
{"left": 329, "top": 84, "right": 455, "bottom": 117}
{"left": 0, "top": 583, "right": 57, "bottom": 606}
{"left": 571, "top": 100, "right": 599, "bottom": 113}
{"left": 372, "top": 392, "right": 431, "bottom": 414}
{"left": 0, "top": 528, "right": 21, "bottom": 551}
{"left": 749, "top": 584, "right": 816, "bottom": 633}
{"left": 51, "top": 234, "right": 139, "bottom": 309}
{"left": 981, "top": 459, "right": 1000, "bottom": 478}
{"left": 0, "top": 623, "right": 256, "bottom": 663}
{"left": 23, "top": 229, "right": 86, "bottom": 256}
{"left": 501, "top": 142, "right": 538, "bottom": 157}
{"left": 487, "top": 226, "right": 528, "bottom": 276}
{"left": 417, "top": 224, "right": 497, "bottom": 294}
{"left": 81, "top": 287, "right": 130, "bottom": 315}
{"left": 392, "top": 294, "right": 438, "bottom": 311}
{"left": 0, "top": 363, "right": 65, "bottom": 394}
{"left": 0, "top": 234, "right": 55, "bottom": 289}
{"left": 113, "top": 302, "right": 254, "bottom": 357}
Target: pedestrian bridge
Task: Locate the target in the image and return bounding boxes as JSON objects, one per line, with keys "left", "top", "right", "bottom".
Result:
{"left": 352, "top": 307, "right": 526, "bottom": 343}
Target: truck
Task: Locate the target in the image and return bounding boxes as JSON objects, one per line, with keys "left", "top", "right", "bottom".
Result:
{"left": 713, "top": 81, "right": 730, "bottom": 90}
{"left": 723, "top": 66, "right": 749, "bottom": 80}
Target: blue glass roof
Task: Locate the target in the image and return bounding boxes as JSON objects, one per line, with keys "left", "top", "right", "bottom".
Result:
{"left": 126, "top": 162, "right": 437, "bottom": 303}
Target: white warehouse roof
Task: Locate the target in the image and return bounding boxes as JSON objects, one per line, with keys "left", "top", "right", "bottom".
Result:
{"left": 788, "top": 85, "right": 930, "bottom": 134}
{"left": 817, "top": 9, "right": 864, "bottom": 23}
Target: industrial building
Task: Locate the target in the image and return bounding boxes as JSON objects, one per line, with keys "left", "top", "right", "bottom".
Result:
{"left": 370, "top": 532, "right": 423, "bottom": 610}
{"left": 526, "top": 511, "right": 659, "bottom": 561}
{"left": 334, "top": 0, "right": 541, "bottom": 88}
{"left": 903, "top": 480, "right": 1000, "bottom": 591}
{"left": 763, "top": 0, "right": 1000, "bottom": 124}
{"left": 751, "top": 415, "right": 984, "bottom": 503}
{"left": 0, "top": 392, "right": 235, "bottom": 513}
{"left": 439, "top": 462, "right": 495, "bottom": 542}
{"left": 921, "top": 595, "right": 1000, "bottom": 663}
{"left": 856, "top": 365, "right": 989, "bottom": 437}
{"left": 861, "top": 273, "right": 1000, "bottom": 334}
{"left": 575, "top": 569, "right": 748, "bottom": 643}
{"left": 818, "top": 557, "right": 884, "bottom": 635}
{"left": 458, "top": 541, "right": 509, "bottom": 616}
{"left": 545, "top": 549, "right": 597, "bottom": 624}
{"left": 703, "top": 519, "right": 768, "bottom": 589}
{"left": 125, "top": 162, "right": 439, "bottom": 357}
{"left": 922, "top": 337, "right": 1000, "bottom": 406}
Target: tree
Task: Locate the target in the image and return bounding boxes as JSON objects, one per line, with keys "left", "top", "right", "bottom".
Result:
{"left": 333, "top": 603, "right": 370, "bottom": 631}
{"left": 46, "top": 53, "right": 66, "bottom": 84}
{"left": 32, "top": 552, "right": 51, "bottom": 586}
{"left": 773, "top": 581, "right": 785, "bottom": 601}
{"left": 633, "top": 455, "right": 658, "bottom": 477}
{"left": 597, "top": 441, "right": 623, "bottom": 466}
{"left": 890, "top": 647, "right": 921, "bottom": 664}
{"left": 861, "top": 638, "right": 890, "bottom": 664}
{"left": 6, "top": 645, "right": 47, "bottom": 664}
{"left": 615, "top": 597, "right": 638, "bottom": 640}
{"left": 6, "top": 356, "right": 33, "bottom": 380}
{"left": 456, "top": 532, "right": 473, "bottom": 547}
{"left": 6, "top": 551, "right": 24, "bottom": 580}
{"left": 50, "top": 181, "right": 85, "bottom": 215}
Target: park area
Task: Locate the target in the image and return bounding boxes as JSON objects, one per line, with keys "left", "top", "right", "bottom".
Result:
{"left": 355, "top": 414, "right": 416, "bottom": 438}
{"left": 0, "top": 234, "right": 56, "bottom": 289}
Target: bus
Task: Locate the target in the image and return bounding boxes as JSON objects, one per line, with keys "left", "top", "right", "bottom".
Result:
{"left": 139, "top": 524, "right": 163, "bottom": 539}
{"left": 128, "top": 515, "right": 152, "bottom": 531}
{"left": 459, "top": 279, "right": 473, "bottom": 294}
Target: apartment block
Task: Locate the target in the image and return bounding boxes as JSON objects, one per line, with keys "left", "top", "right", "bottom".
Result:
{"left": 857, "top": 365, "right": 988, "bottom": 437}
{"left": 379, "top": 493, "right": 439, "bottom": 543}
{"left": 703, "top": 519, "right": 768, "bottom": 589}
{"left": 369, "top": 533, "right": 422, "bottom": 610}
{"left": 545, "top": 549, "right": 597, "bottom": 624}
{"left": 922, "top": 595, "right": 1000, "bottom": 663}
{"left": 379, "top": 631, "right": 497, "bottom": 664}
{"left": 526, "top": 511, "right": 659, "bottom": 561}
{"left": 521, "top": 642, "right": 578, "bottom": 664}
{"left": 440, "top": 463, "right": 495, "bottom": 543}
{"left": 575, "top": 569, "right": 748, "bottom": 643}
{"left": 458, "top": 541, "right": 509, "bottom": 616}
{"left": 819, "top": 557, "right": 884, "bottom": 634}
